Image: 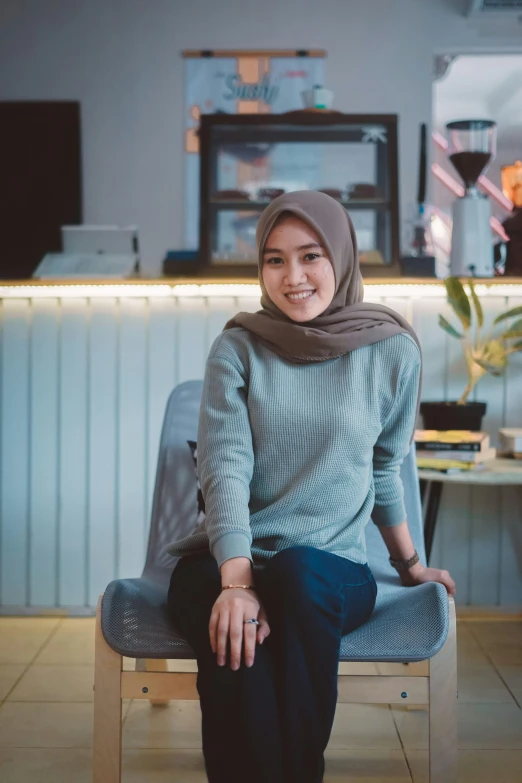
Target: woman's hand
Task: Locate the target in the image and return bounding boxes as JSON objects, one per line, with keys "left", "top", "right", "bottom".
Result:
{"left": 209, "top": 588, "right": 271, "bottom": 670}
{"left": 399, "top": 562, "right": 456, "bottom": 596}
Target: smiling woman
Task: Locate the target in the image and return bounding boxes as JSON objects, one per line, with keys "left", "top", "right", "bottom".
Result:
{"left": 261, "top": 211, "right": 337, "bottom": 322}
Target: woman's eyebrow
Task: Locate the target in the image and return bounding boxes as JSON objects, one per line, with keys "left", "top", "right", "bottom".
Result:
{"left": 263, "top": 243, "right": 323, "bottom": 254}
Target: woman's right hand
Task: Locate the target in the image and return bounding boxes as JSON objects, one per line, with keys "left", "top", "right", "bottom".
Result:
{"left": 209, "top": 588, "right": 271, "bottom": 670}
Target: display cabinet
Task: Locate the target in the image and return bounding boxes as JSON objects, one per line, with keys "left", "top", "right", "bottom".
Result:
{"left": 194, "top": 111, "right": 400, "bottom": 278}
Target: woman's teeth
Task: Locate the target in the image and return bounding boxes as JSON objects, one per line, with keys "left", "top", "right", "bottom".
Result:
{"left": 286, "top": 290, "right": 315, "bottom": 301}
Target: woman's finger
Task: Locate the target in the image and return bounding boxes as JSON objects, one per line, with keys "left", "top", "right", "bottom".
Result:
{"left": 229, "top": 607, "right": 245, "bottom": 670}
{"left": 216, "top": 610, "right": 230, "bottom": 666}
{"left": 256, "top": 608, "right": 271, "bottom": 645}
{"left": 441, "top": 571, "right": 456, "bottom": 596}
{"left": 208, "top": 610, "right": 218, "bottom": 654}
{"left": 243, "top": 617, "right": 258, "bottom": 667}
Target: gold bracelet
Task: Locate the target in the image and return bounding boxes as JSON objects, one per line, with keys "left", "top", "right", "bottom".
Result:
{"left": 221, "top": 584, "right": 255, "bottom": 591}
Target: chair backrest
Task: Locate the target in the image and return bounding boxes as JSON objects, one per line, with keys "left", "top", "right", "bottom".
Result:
{"left": 142, "top": 380, "right": 425, "bottom": 583}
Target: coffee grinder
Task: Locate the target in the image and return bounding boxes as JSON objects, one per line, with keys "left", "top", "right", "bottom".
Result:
{"left": 446, "top": 119, "right": 497, "bottom": 277}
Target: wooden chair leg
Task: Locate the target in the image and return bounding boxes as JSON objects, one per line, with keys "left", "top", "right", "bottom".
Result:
{"left": 93, "top": 595, "right": 122, "bottom": 783}
{"left": 406, "top": 660, "right": 429, "bottom": 710}
{"left": 428, "top": 596, "right": 457, "bottom": 783}
{"left": 135, "top": 658, "right": 170, "bottom": 705}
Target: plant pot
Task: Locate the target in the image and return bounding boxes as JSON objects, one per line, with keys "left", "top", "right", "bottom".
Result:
{"left": 419, "top": 401, "right": 487, "bottom": 432}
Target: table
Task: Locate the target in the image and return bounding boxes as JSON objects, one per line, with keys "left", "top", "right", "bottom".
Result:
{"left": 418, "top": 458, "right": 522, "bottom": 563}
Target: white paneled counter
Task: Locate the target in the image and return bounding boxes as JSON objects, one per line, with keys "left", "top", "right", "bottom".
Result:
{"left": 1, "top": 278, "right": 522, "bottom": 612}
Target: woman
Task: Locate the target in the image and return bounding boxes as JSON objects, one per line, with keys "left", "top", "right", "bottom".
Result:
{"left": 166, "top": 190, "right": 456, "bottom": 783}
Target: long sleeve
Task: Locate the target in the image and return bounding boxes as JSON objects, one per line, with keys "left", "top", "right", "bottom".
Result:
{"left": 197, "top": 340, "right": 255, "bottom": 568}
{"left": 371, "top": 355, "right": 421, "bottom": 528}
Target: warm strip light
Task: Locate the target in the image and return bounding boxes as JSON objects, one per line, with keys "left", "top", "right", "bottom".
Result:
{"left": 1, "top": 282, "right": 522, "bottom": 300}
{"left": 369, "top": 283, "right": 522, "bottom": 298}
{"left": 0, "top": 284, "right": 173, "bottom": 299}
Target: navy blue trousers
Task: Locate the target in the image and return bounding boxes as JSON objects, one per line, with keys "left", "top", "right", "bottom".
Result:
{"left": 167, "top": 545, "right": 377, "bottom": 783}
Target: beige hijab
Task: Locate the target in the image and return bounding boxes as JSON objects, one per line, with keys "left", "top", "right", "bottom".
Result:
{"left": 223, "top": 190, "right": 422, "bottom": 442}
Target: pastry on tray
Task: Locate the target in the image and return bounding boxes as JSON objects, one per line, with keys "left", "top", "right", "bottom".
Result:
{"left": 257, "top": 188, "right": 285, "bottom": 200}
{"left": 348, "top": 183, "right": 380, "bottom": 199}
{"left": 214, "top": 189, "right": 251, "bottom": 201}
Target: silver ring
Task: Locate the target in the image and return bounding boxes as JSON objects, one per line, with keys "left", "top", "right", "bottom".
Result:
{"left": 244, "top": 618, "right": 259, "bottom": 625}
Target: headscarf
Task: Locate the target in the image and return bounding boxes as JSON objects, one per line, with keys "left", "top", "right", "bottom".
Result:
{"left": 222, "top": 190, "right": 422, "bottom": 443}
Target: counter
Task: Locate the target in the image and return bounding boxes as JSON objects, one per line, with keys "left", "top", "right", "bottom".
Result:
{"left": 1, "top": 278, "right": 521, "bottom": 612}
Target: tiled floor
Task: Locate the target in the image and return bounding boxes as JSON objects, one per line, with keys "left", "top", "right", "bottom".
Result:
{"left": 0, "top": 615, "right": 521, "bottom": 782}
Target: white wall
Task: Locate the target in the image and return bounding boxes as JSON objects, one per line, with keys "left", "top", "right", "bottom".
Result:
{"left": 1, "top": 0, "right": 521, "bottom": 275}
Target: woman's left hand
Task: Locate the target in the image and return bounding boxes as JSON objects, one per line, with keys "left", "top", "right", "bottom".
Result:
{"left": 400, "top": 563, "right": 456, "bottom": 596}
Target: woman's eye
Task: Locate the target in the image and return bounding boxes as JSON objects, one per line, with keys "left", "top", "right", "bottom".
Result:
{"left": 266, "top": 257, "right": 283, "bottom": 265}
{"left": 303, "top": 253, "right": 320, "bottom": 261}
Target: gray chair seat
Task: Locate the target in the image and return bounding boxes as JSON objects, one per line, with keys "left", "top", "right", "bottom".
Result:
{"left": 100, "top": 380, "right": 449, "bottom": 666}
{"left": 101, "top": 574, "right": 447, "bottom": 663}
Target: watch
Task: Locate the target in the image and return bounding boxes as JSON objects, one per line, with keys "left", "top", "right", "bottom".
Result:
{"left": 389, "top": 550, "right": 420, "bottom": 571}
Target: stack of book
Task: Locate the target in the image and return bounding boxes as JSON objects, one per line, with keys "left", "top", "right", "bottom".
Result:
{"left": 414, "top": 430, "right": 496, "bottom": 473}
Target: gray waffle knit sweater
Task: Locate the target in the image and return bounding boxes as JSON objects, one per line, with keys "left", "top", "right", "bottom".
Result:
{"left": 166, "top": 327, "right": 421, "bottom": 573}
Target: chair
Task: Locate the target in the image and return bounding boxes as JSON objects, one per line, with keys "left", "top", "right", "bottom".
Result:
{"left": 93, "top": 380, "right": 457, "bottom": 783}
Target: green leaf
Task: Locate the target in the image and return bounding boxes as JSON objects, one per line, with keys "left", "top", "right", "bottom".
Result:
{"left": 444, "top": 276, "right": 471, "bottom": 330}
{"left": 473, "top": 358, "right": 505, "bottom": 377}
{"left": 502, "top": 318, "right": 522, "bottom": 340}
{"left": 468, "top": 279, "right": 483, "bottom": 329}
{"left": 474, "top": 338, "right": 507, "bottom": 364}
{"left": 493, "top": 305, "right": 522, "bottom": 325}
{"left": 438, "top": 314, "right": 463, "bottom": 339}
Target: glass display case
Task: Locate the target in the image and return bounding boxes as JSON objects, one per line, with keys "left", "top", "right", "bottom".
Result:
{"left": 196, "top": 111, "right": 400, "bottom": 278}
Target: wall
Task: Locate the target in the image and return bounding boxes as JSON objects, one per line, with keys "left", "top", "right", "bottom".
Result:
{"left": 1, "top": 285, "right": 521, "bottom": 612}
{"left": 1, "top": 0, "right": 521, "bottom": 275}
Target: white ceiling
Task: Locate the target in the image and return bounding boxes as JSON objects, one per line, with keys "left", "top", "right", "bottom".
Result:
{"left": 433, "top": 54, "right": 522, "bottom": 150}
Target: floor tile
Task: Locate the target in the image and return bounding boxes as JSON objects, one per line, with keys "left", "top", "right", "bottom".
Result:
{"left": 485, "top": 646, "right": 522, "bottom": 666}
{"left": 324, "top": 749, "right": 411, "bottom": 782}
{"left": 123, "top": 700, "right": 202, "bottom": 749}
{"left": 496, "top": 664, "right": 522, "bottom": 705}
{"left": 0, "top": 748, "right": 92, "bottom": 783}
{"left": 7, "top": 664, "right": 95, "bottom": 702}
{"left": 406, "top": 748, "right": 522, "bottom": 783}
{"left": 123, "top": 749, "right": 207, "bottom": 782}
{"left": 468, "top": 622, "right": 522, "bottom": 665}
{"left": 457, "top": 660, "right": 516, "bottom": 704}
{"left": 0, "top": 702, "right": 93, "bottom": 748}
{"left": 0, "top": 618, "right": 60, "bottom": 664}
{"left": 467, "top": 621, "right": 522, "bottom": 647}
{"left": 329, "top": 704, "right": 401, "bottom": 749}
{"left": 392, "top": 702, "right": 522, "bottom": 750}
{"left": 34, "top": 618, "right": 95, "bottom": 665}
{"left": 457, "top": 625, "right": 488, "bottom": 660}
{"left": 0, "top": 666, "right": 26, "bottom": 702}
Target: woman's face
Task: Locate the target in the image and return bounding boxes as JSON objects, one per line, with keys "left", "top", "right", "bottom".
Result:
{"left": 261, "top": 215, "right": 336, "bottom": 322}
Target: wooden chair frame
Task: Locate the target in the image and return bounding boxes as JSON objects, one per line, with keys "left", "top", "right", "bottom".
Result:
{"left": 93, "top": 594, "right": 457, "bottom": 782}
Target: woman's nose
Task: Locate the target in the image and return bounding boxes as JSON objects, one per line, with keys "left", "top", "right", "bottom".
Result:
{"left": 284, "top": 264, "right": 307, "bottom": 286}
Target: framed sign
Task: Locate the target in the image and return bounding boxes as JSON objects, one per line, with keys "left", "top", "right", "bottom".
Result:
{"left": 183, "top": 50, "right": 325, "bottom": 248}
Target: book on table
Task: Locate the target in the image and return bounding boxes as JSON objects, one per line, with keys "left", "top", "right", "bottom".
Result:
{"left": 415, "top": 457, "right": 488, "bottom": 472}
{"left": 414, "top": 429, "right": 490, "bottom": 453}
{"left": 415, "top": 446, "right": 496, "bottom": 464}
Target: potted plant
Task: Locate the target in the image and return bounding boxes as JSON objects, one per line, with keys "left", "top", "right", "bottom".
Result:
{"left": 419, "top": 277, "right": 522, "bottom": 431}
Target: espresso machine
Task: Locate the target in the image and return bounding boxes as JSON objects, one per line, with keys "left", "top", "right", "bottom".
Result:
{"left": 446, "top": 119, "right": 497, "bottom": 277}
